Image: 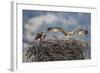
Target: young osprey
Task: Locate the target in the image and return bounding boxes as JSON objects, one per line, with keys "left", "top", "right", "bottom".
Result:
{"left": 35, "top": 32, "right": 46, "bottom": 41}
{"left": 47, "top": 27, "right": 88, "bottom": 39}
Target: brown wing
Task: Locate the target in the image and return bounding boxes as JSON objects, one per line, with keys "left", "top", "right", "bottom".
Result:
{"left": 47, "top": 27, "right": 70, "bottom": 36}
{"left": 47, "top": 27, "right": 63, "bottom": 32}
{"left": 73, "top": 29, "right": 88, "bottom": 35}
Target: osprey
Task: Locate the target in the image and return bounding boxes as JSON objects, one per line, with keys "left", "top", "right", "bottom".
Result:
{"left": 35, "top": 32, "right": 46, "bottom": 41}
{"left": 47, "top": 27, "right": 88, "bottom": 39}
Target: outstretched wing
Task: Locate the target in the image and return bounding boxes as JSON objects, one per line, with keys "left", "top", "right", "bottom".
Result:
{"left": 73, "top": 29, "right": 88, "bottom": 35}
{"left": 47, "top": 27, "right": 69, "bottom": 36}
{"left": 47, "top": 27, "right": 63, "bottom": 32}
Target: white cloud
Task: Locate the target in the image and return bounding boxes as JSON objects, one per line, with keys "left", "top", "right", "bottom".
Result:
{"left": 67, "top": 16, "right": 79, "bottom": 25}
{"left": 24, "top": 13, "right": 57, "bottom": 32}
{"left": 44, "top": 13, "right": 57, "bottom": 24}
{"left": 24, "top": 13, "right": 79, "bottom": 32}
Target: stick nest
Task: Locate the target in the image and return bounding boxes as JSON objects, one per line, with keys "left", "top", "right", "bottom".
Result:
{"left": 24, "top": 39, "right": 86, "bottom": 62}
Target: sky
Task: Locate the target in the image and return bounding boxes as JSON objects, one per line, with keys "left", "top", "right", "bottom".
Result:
{"left": 23, "top": 10, "right": 91, "bottom": 50}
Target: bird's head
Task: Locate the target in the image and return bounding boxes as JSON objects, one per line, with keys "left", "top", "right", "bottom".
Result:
{"left": 69, "top": 32, "right": 73, "bottom": 36}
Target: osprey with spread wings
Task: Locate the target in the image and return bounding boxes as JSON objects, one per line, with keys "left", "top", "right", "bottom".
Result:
{"left": 47, "top": 27, "right": 88, "bottom": 39}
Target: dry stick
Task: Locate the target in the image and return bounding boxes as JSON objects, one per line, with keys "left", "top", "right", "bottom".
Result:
{"left": 25, "top": 39, "right": 87, "bottom": 61}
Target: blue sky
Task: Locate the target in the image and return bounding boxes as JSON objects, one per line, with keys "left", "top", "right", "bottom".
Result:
{"left": 23, "top": 10, "right": 91, "bottom": 26}
{"left": 23, "top": 10, "right": 91, "bottom": 47}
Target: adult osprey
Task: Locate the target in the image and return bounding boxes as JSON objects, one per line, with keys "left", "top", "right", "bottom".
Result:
{"left": 35, "top": 32, "right": 46, "bottom": 41}
{"left": 47, "top": 27, "right": 88, "bottom": 39}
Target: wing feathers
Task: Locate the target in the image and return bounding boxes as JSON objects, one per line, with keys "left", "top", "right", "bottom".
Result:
{"left": 47, "top": 27, "right": 88, "bottom": 36}
{"left": 73, "top": 29, "right": 88, "bottom": 35}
